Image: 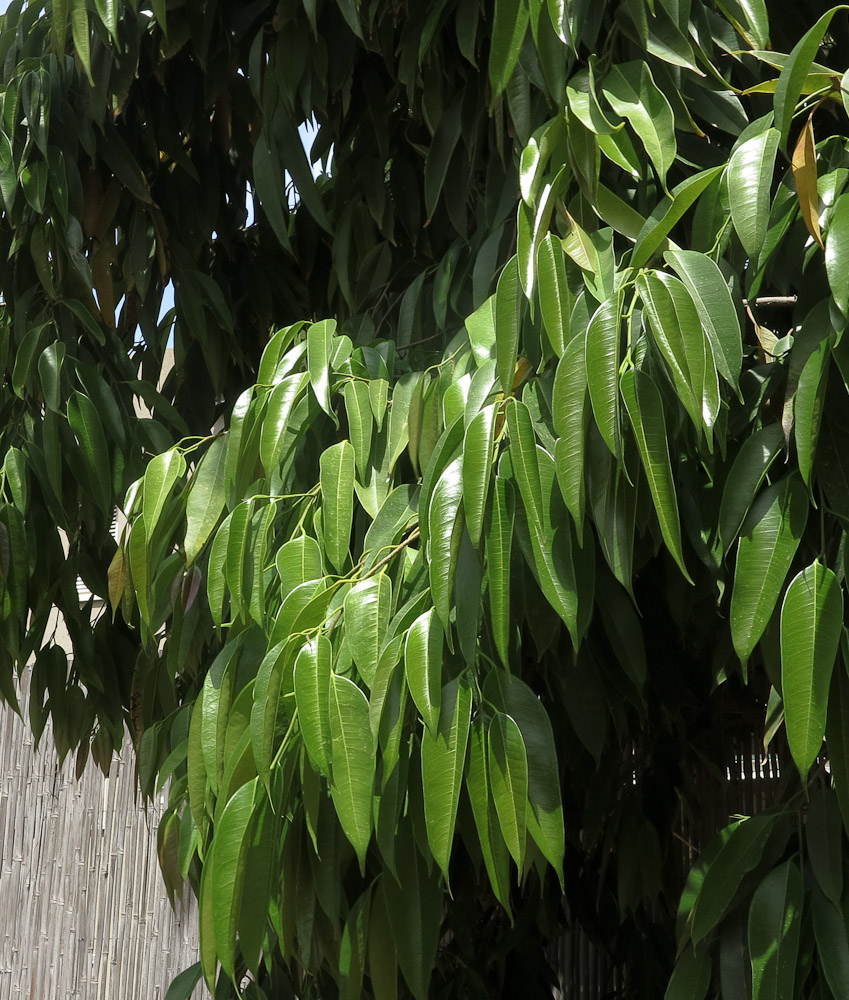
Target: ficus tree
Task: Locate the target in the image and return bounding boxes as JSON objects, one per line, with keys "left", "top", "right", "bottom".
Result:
{"left": 2, "top": 0, "right": 849, "bottom": 997}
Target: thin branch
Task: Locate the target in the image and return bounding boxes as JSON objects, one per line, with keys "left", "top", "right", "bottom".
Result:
{"left": 364, "top": 526, "right": 421, "bottom": 578}
{"left": 396, "top": 332, "right": 444, "bottom": 352}
{"left": 742, "top": 295, "right": 798, "bottom": 308}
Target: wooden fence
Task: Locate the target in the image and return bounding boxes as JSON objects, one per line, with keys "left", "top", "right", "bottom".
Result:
{"left": 0, "top": 668, "right": 200, "bottom": 1000}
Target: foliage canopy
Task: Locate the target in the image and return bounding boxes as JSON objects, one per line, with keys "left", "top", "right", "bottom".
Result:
{"left": 3, "top": 0, "right": 849, "bottom": 997}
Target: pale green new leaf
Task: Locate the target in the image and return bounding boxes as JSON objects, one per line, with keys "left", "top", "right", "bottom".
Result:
{"left": 781, "top": 561, "right": 843, "bottom": 779}
{"left": 421, "top": 677, "right": 472, "bottom": 880}
{"left": 329, "top": 673, "right": 374, "bottom": 871}
{"left": 307, "top": 319, "right": 337, "bottom": 421}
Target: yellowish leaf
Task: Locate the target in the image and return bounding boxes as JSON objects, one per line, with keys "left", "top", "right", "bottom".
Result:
{"left": 792, "top": 114, "right": 824, "bottom": 250}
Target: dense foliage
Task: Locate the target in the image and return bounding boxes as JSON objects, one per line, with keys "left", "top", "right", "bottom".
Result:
{"left": 3, "top": 0, "right": 849, "bottom": 997}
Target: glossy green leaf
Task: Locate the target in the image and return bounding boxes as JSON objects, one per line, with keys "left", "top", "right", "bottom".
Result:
{"left": 259, "top": 373, "right": 309, "bottom": 473}
{"left": 466, "top": 719, "right": 512, "bottom": 910}
{"left": 307, "top": 319, "right": 336, "bottom": 421}
{"left": 731, "top": 477, "right": 808, "bottom": 663}
{"left": 599, "top": 60, "right": 676, "bottom": 189}
{"left": 340, "top": 886, "right": 372, "bottom": 1000}
{"left": 208, "top": 777, "right": 259, "bottom": 980}
{"left": 142, "top": 447, "right": 185, "bottom": 538}
{"left": 665, "top": 946, "right": 711, "bottom": 1000}
{"left": 495, "top": 257, "right": 522, "bottom": 396}
{"left": 489, "top": 0, "right": 529, "bottom": 99}
{"left": 320, "top": 441, "right": 355, "bottom": 573}
{"left": 67, "top": 390, "right": 112, "bottom": 516}
{"left": 329, "top": 673, "right": 374, "bottom": 871}
{"left": 462, "top": 403, "right": 497, "bottom": 547}
{"left": 748, "top": 860, "right": 802, "bottom": 1000}
{"left": 184, "top": 437, "right": 227, "bottom": 565}
{"left": 488, "top": 712, "right": 528, "bottom": 873}
{"left": 781, "top": 561, "right": 842, "bottom": 778}
{"left": 163, "top": 963, "right": 203, "bottom": 1000}
{"left": 826, "top": 191, "right": 849, "bottom": 318}
{"left": 428, "top": 455, "right": 465, "bottom": 629}
{"left": 794, "top": 336, "right": 829, "bottom": 488}
{"left": 344, "top": 379, "right": 375, "bottom": 480}
{"left": 404, "top": 608, "right": 443, "bottom": 735}
{"left": 774, "top": 7, "right": 848, "bottom": 152}
{"left": 620, "top": 368, "right": 690, "bottom": 581}
{"left": 345, "top": 574, "right": 392, "bottom": 689}
{"left": 552, "top": 336, "right": 590, "bottom": 541}
{"left": 585, "top": 294, "right": 622, "bottom": 458}
{"left": 486, "top": 476, "right": 515, "bottom": 667}
{"left": 294, "top": 636, "right": 332, "bottom": 778}
{"left": 421, "top": 677, "right": 472, "bottom": 880}
{"left": 718, "top": 424, "right": 785, "bottom": 554}
{"left": 728, "top": 128, "right": 780, "bottom": 260}
{"left": 536, "top": 233, "right": 574, "bottom": 356}
{"left": 664, "top": 249, "right": 743, "bottom": 389}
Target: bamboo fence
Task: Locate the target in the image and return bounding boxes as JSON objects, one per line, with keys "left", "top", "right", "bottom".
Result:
{"left": 0, "top": 668, "right": 200, "bottom": 1000}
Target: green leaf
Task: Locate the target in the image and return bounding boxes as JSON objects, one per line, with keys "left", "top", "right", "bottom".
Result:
{"left": 329, "top": 673, "right": 374, "bottom": 871}
{"left": 344, "top": 379, "right": 375, "bottom": 481}
{"left": 488, "top": 712, "right": 528, "bottom": 874}
{"left": 553, "top": 336, "right": 590, "bottom": 541}
{"left": 638, "top": 272, "right": 719, "bottom": 439}
{"left": 209, "top": 777, "right": 259, "bottom": 980}
{"left": 812, "top": 882, "right": 849, "bottom": 998}
{"left": 620, "top": 368, "right": 690, "bottom": 582}
{"left": 691, "top": 813, "right": 776, "bottom": 944}
{"left": 794, "top": 335, "right": 830, "bottom": 488}
{"left": 404, "top": 608, "right": 443, "bottom": 735}
{"left": 748, "top": 860, "right": 803, "bottom": 1000}
{"left": 774, "top": 7, "right": 849, "bottom": 152}
{"left": 308, "top": 319, "right": 337, "bottom": 421}
{"left": 465, "top": 296, "right": 497, "bottom": 366}
{"left": 664, "top": 249, "right": 743, "bottom": 389}
{"left": 599, "top": 60, "right": 676, "bottom": 190}
{"left": 826, "top": 664, "right": 849, "bottom": 838}
{"left": 632, "top": 166, "right": 724, "bottom": 268}
{"left": 781, "top": 561, "right": 843, "bottom": 779}
{"left": 719, "top": 425, "right": 785, "bottom": 554}
{"left": 143, "top": 447, "right": 185, "bottom": 538}
{"left": 826, "top": 191, "right": 849, "bottom": 318}
{"left": 486, "top": 477, "right": 515, "bottom": 667}
{"left": 340, "top": 887, "right": 372, "bottom": 1000}
{"left": 37, "top": 340, "right": 65, "bottom": 413}
{"left": 728, "top": 128, "right": 780, "bottom": 261}
{"left": 259, "top": 373, "right": 309, "bottom": 473}
{"left": 424, "top": 97, "right": 462, "bottom": 221}
{"left": 536, "top": 233, "right": 574, "bottom": 356}
{"left": 345, "top": 574, "right": 392, "bottom": 689}
{"left": 731, "top": 477, "right": 808, "bottom": 663}
{"left": 421, "top": 677, "right": 472, "bottom": 880}
{"left": 485, "top": 669, "right": 565, "bottom": 883}
{"left": 294, "top": 636, "right": 332, "bottom": 778}
{"left": 185, "top": 436, "right": 227, "bottom": 565}
{"left": 466, "top": 719, "right": 512, "bottom": 910}
{"left": 506, "top": 398, "right": 543, "bottom": 528}
{"left": 70, "top": 0, "right": 93, "bottom": 84}
{"left": 462, "top": 403, "right": 497, "bottom": 548}
{"left": 320, "top": 441, "right": 355, "bottom": 573}
{"left": 495, "top": 257, "right": 522, "bottom": 396}
{"left": 68, "top": 390, "right": 113, "bottom": 516}
{"left": 383, "top": 825, "right": 443, "bottom": 1000}
{"left": 427, "top": 455, "right": 465, "bottom": 629}
{"left": 665, "top": 946, "right": 711, "bottom": 1000}
{"left": 164, "top": 963, "right": 203, "bottom": 1000}
{"left": 489, "top": 0, "right": 529, "bottom": 99}
{"left": 807, "top": 786, "right": 843, "bottom": 907}
{"left": 585, "top": 294, "right": 622, "bottom": 458}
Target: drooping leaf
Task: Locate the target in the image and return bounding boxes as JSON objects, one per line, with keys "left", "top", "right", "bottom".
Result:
{"left": 404, "top": 608, "right": 443, "bottom": 735}
{"left": 345, "top": 574, "right": 392, "bottom": 689}
{"left": 488, "top": 711, "right": 528, "bottom": 874}
{"left": 185, "top": 436, "right": 227, "bottom": 565}
{"left": 421, "top": 677, "right": 472, "bottom": 880}
{"left": 781, "top": 561, "right": 842, "bottom": 779}
{"left": 748, "top": 860, "right": 803, "bottom": 1000}
{"left": 718, "top": 424, "right": 785, "bottom": 554}
{"left": 462, "top": 403, "right": 497, "bottom": 548}
{"left": 294, "top": 635, "right": 333, "bottom": 778}
{"left": 320, "top": 441, "right": 355, "bottom": 573}
{"left": 791, "top": 114, "right": 824, "bottom": 249}
{"left": 585, "top": 294, "right": 622, "bottom": 458}
{"left": 728, "top": 128, "right": 780, "bottom": 261}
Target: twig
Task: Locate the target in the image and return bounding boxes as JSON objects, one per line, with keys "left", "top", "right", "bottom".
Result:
{"left": 364, "top": 527, "right": 421, "bottom": 578}
{"left": 396, "top": 332, "right": 444, "bottom": 352}
{"left": 742, "top": 295, "right": 798, "bottom": 308}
